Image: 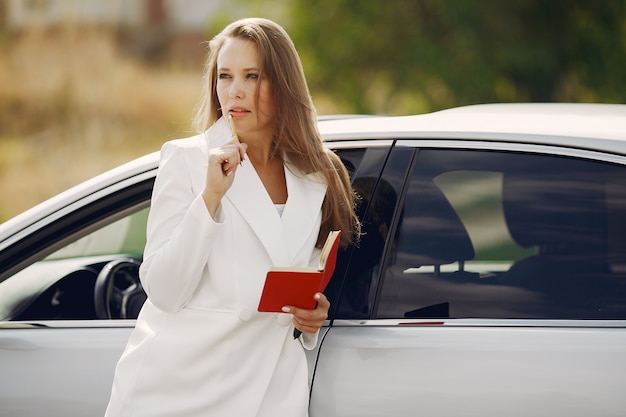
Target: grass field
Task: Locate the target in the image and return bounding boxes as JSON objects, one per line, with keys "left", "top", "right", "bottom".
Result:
{"left": 0, "top": 27, "right": 203, "bottom": 222}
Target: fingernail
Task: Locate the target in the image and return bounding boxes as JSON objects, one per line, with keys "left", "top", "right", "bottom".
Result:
{"left": 314, "top": 293, "right": 321, "bottom": 300}
{"left": 282, "top": 306, "right": 291, "bottom": 313}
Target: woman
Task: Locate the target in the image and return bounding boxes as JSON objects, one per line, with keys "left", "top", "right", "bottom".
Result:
{"left": 104, "top": 18, "right": 359, "bottom": 417}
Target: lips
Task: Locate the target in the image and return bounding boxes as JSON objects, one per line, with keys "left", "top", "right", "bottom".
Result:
{"left": 229, "top": 107, "right": 250, "bottom": 117}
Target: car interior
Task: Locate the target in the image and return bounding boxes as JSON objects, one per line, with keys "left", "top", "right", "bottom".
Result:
{"left": 0, "top": 205, "right": 149, "bottom": 321}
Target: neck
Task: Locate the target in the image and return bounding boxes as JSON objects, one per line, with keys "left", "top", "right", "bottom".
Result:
{"left": 245, "top": 141, "right": 277, "bottom": 165}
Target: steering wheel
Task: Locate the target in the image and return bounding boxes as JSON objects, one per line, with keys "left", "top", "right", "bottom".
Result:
{"left": 94, "top": 258, "right": 146, "bottom": 319}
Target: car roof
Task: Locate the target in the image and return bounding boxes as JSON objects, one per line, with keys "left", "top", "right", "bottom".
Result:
{"left": 318, "top": 103, "right": 626, "bottom": 154}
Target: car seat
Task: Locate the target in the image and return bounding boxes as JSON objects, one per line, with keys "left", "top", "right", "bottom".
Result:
{"left": 393, "top": 179, "right": 477, "bottom": 318}
{"left": 396, "top": 179, "right": 475, "bottom": 274}
{"left": 500, "top": 171, "right": 615, "bottom": 317}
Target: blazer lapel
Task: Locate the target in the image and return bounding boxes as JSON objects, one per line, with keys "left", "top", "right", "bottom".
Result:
{"left": 225, "top": 160, "right": 290, "bottom": 266}
{"left": 199, "top": 117, "right": 231, "bottom": 154}
{"left": 226, "top": 162, "right": 327, "bottom": 267}
{"left": 281, "top": 165, "right": 327, "bottom": 263}
{"left": 199, "top": 117, "right": 327, "bottom": 267}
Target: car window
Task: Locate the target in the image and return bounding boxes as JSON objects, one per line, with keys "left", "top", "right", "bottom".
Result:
{"left": 0, "top": 207, "right": 149, "bottom": 321}
{"left": 332, "top": 148, "right": 366, "bottom": 180}
{"left": 45, "top": 208, "right": 148, "bottom": 260}
{"left": 376, "top": 148, "right": 626, "bottom": 320}
{"left": 332, "top": 145, "right": 410, "bottom": 319}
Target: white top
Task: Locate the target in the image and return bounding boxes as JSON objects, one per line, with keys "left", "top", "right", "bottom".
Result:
{"left": 275, "top": 203, "right": 286, "bottom": 217}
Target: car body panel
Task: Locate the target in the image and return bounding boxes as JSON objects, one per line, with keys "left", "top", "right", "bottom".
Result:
{"left": 311, "top": 321, "right": 626, "bottom": 417}
{"left": 0, "top": 324, "right": 132, "bottom": 417}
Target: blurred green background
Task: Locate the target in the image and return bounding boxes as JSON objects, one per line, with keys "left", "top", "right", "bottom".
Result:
{"left": 0, "top": 0, "right": 624, "bottom": 222}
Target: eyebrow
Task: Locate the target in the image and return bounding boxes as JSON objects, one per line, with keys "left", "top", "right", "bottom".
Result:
{"left": 217, "top": 67, "right": 261, "bottom": 72}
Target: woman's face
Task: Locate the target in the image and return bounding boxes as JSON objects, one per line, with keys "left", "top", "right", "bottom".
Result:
{"left": 216, "top": 38, "right": 275, "bottom": 142}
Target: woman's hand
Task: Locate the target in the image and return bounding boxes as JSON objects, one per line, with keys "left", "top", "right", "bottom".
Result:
{"left": 284, "top": 293, "right": 330, "bottom": 334}
{"left": 202, "top": 140, "right": 247, "bottom": 217}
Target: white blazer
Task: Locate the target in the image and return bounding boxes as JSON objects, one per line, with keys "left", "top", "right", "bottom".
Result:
{"left": 105, "top": 118, "right": 327, "bottom": 417}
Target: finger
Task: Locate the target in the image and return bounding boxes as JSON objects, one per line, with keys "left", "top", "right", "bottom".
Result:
{"left": 238, "top": 143, "right": 248, "bottom": 165}
{"left": 293, "top": 321, "right": 318, "bottom": 334}
{"left": 284, "top": 311, "right": 328, "bottom": 336}
{"left": 291, "top": 313, "right": 322, "bottom": 333}
{"left": 216, "top": 145, "right": 243, "bottom": 175}
{"left": 221, "top": 158, "right": 237, "bottom": 176}
{"left": 314, "top": 292, "right": 330, "bottom": 310}
{"left": 283, "top": 293, "right": 330, "bottom": 320}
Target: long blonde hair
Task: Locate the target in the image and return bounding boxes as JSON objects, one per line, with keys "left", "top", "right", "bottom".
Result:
{"left": 193, "top": 18, "right": 360, "bottom": 247}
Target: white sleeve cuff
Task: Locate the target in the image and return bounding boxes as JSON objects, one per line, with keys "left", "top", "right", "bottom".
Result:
{"left": 300, "top": 329, "right": 320, "bottom": 350}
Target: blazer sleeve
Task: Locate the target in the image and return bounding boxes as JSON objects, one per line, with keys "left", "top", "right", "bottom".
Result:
{"left": 300, "top": 331, "right": 320, "bottom": 350}
{"left": 139, "top": 141, "right": 223, "bottom": 312}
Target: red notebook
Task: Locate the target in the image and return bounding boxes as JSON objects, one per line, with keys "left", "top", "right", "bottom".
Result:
{"left": 257, "top": 230, "right": 341, "bottom": 312}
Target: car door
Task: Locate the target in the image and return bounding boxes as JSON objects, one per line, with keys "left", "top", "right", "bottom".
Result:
{"left": 310, "top": 141, "right": 626, "bottom": 417}
{"left": 0, "top": 177, "right": 153, "bottom": 417}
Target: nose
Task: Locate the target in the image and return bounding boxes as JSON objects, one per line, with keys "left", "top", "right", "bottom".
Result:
{"left": 229, "top": 79, "right": 244, "bottom": 100}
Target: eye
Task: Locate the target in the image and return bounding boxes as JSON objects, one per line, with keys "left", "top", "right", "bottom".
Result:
{"left": 246, "top": 73, "right": 259, "bottom": 80}
{"left": 218, "top": 73, "right": 231, "bottom": 80}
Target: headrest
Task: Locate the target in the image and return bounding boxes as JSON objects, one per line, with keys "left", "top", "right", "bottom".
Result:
{"left": 502, "top": 173, "right": 607, "bottom": 255}
{"left": 398, "top": 180, "right": 474, "bottom": 266}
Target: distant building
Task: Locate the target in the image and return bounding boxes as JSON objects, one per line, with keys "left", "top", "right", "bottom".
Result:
{"left": 5, "top": 0, "right": 226, "bottom": 64}
{"left": 5, "top": 0, "right": 223, "bottom": 33}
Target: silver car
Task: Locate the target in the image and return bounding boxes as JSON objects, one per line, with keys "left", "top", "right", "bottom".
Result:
{"left": 1, "top": 103, "right": 626, "bottom": 416}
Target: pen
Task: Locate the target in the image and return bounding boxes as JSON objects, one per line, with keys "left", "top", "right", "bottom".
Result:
{"left": 223, "top": 114, "right": 243, "bottom": 174}
{"left": 228, "top": 114, "right": 240, "bottom": 143}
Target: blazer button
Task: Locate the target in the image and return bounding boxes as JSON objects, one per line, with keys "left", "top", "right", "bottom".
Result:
{"left": 238, "top": 308, "right": 252, "bottom": 321}
{"left": 276, "top": 313, "right": 292, "bottom": 327}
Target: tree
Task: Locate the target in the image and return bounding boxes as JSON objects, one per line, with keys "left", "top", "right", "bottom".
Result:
{"left": 284, "top": 0, "right": 625, "bottom": 114}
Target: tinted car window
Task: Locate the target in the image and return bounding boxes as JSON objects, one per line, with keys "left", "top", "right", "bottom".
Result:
{"left": 332, "top": 146, "right": 411, "bottom": 319}
{"left": 333, "top": 148, "right": 366, "bottom": 180}
{"left": 376, "top": 148, "right": 626, "bottom": 320}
